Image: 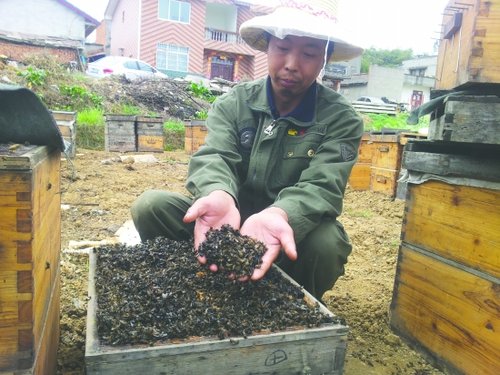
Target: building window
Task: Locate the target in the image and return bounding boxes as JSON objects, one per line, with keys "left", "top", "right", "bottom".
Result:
{"left": 158, "top": 0, "right": 190, "bottom": 23}
{"left": 409, "top": 67, "right": 427, "bottom": 77}
{"left": 157, "top": 43, "right": 189, "bottom": 72}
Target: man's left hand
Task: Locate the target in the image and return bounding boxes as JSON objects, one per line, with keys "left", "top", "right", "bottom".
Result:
{"left": 240, "top": 207, "right": 297, "bottom": 280}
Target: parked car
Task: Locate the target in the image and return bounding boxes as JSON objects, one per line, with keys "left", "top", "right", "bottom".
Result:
{"left": 354, "top": 96, "right": 386, "bottom": 105}
{"left": 86, "top": 56, "right": 167, "bottom": 80}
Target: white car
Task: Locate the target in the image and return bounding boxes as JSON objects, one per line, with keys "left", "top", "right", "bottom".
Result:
{"left": 86, "top": 56, "right": 167, "bottom": 80}
{"left": 354, "top": 96, "right": 386, "bottom": 105}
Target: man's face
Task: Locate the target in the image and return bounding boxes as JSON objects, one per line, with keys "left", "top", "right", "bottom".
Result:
{"left": 267, "top": 35, "right": 327, "bottom": 100}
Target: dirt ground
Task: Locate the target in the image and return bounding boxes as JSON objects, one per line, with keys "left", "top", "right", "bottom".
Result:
{"left": 56, "top": 148, "right": 445, "bottom": 375}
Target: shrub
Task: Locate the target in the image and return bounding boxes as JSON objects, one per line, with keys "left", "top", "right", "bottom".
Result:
{"left": 60, "top": 84, "right": 103, "bottom": 111}
{"left": 188, "top": 82, "right": 216, "bottom": 103}
{"left": 17, "top": 66, "right": 47, "bottom": 88}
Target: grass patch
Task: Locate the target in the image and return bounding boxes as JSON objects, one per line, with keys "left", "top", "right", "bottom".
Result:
{"left": 362, "top": 113, "right": 429, "bottom": 132}
{"left": 163, "top": 119, "right": 185, "bottom": 151}
{"left": 108, "top": 103, "right": 143, "bottom": 115}
{"left": 77, "top": 108, "right": 104, "bottom": 126}
{"left": 76, "top": 123, "right": 105, "bottom": 150}
{"left": 76, "top": 108, "right": 105, "bottom": 150}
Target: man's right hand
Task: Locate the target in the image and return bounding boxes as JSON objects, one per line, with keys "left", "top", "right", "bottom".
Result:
{"left": 183, "top": 190, "right": 240, "bottom": 267}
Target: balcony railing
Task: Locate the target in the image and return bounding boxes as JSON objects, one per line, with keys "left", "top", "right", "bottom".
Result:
{"left": 205, "top": 28, "right": 245, "bottom": 45}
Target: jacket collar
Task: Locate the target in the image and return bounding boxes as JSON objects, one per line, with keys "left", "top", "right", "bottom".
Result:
{"left": 266, "top": 76, "right": 317, "bottom": 122}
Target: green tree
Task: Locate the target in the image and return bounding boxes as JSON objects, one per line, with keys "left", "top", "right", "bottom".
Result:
{"left": 360, "top": 48, "right": 414, "bottom": 73}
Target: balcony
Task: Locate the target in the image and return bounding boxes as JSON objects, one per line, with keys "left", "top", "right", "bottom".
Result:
{"left": 205, "top": 28, "right": 245, "bottom": 45}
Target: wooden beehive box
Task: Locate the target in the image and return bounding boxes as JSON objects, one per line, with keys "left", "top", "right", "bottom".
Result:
{"left": 85, "top": 251, "right": 348, "bottom": 375}
{"left": 184, "top": 120, "right": 208, "bottom": 154}
{"left": 428, "top": 95, "right": 500, "bottom": 144}
{"left": 136, "top": 116, "right": 164, "bottom": 152}
{"left": 390, "top": 144, "right": 500, "bottom": 375}
{"left": 50, "top": 110, "right": 77, "bottom": 158}
{"left": 105, "top": 115, "right": 137, "bottom": 152}
{"left": 369, "top": 133, "right": 403, "bottom": 197}
{"left": 0, "top": 145, "right": 61, "bottom": 374}
{"left": 435, "top": 0, "right": 500, "bottom": 89}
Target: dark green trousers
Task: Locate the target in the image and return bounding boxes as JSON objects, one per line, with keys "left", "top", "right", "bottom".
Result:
{"left": 131, "top": 190, "right": 352, "bottom": 300}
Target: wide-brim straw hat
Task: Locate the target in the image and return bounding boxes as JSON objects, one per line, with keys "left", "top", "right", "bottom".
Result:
{"left": 240, "top": 0, "right": 363, "bottom": 62}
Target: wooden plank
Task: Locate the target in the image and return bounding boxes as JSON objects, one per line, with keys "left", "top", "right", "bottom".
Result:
{"left": 87, "top": 333, "right": 347, "bottom": 374}
{"left": 402, "top": 150, "right": 500, "bottom": 182}
{"left": 357, "top": 135, "right": 373, "bottom": 164}
{"left": 399, "top": 132, "right": 427, "bottom": 145}
{"left": 0, "top": 145, "right": 51, "bottom": 170}
{"left": 31, "top": 150, "right": 61, "bottom": 350}
{"left": 352, "top": 102, "right": 397, "bottom": 115}
{"left": 369, "top": 134, "right": 399, "bottom": 143}
{"left": 435, "top": 0, "right": 500, "bottom": 88}
{"left": 402, "top": 181, "right": 500, "bottom": 278}
{"left": 86, "top": 252, "right": 348, "bottom": 375}
{"left": 30, "top": 271, "right": 60, "bottom": 375}
{"left": 50, "top": 110, "right": 77, "bottom": 123}
{"left": 137, "top": 135, "right": 164, "bottom": 152}
{"left": 390, "top": 244, "right": 500, "bottom": 375}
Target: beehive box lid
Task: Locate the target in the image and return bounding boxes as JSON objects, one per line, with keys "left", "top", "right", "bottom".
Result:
{"left": 403, "top": 141, "right": 500, "bottom": 183}
{"left": 0, "top": 144, "right": 52, "bottom": 170}
{"left": 0, "top": 84, "right": 64, "bottom": 151}
{"left": 85, "top": 249, "right": 348, "bottom": 374}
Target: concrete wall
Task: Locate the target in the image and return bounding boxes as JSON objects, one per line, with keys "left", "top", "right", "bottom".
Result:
{"left": 367, "top": 65, "right": 404, "bottom": 102}
{"left": 0, "top": 0, "right": 86, "bottom": 41}
{"left": 338, "top": 85, "right": 366, "bottom": 102}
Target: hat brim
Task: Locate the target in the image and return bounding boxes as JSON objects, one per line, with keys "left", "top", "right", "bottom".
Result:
{"left": 240, "top": 8, "right": 363, "bottom": 62}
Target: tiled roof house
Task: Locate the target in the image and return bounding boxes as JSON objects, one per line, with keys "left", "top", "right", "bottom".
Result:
{"left": 103, "top": 0, "right": 273, "bottom": 81}
{"left": 0, "top": 0, "right": 99, "bottom": 65}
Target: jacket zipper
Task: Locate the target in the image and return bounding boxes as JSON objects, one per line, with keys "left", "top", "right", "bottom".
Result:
{"left": 263, "top": 120, "right": 278, "bottom": 136}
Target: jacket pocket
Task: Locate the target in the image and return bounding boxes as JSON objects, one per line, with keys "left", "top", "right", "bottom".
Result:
{"left": 273, "top": 132, "right": 323, "bottom": 187}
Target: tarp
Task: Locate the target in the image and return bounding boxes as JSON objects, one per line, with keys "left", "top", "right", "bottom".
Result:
{"left": 0, "top": 84, "right": 65, "bottom": 151}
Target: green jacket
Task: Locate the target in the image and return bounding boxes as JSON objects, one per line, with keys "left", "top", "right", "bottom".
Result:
{"left": 186, "top": 78, "right": 363, "bottom": 243}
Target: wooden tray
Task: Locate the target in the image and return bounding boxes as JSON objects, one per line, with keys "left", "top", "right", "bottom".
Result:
{"left": 85, "top": 250, "right": 348, "bottom": 375}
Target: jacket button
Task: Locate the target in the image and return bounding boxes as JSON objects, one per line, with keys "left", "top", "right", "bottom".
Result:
{"left": 307, "top": 149, "right": 315, "bottom": 157}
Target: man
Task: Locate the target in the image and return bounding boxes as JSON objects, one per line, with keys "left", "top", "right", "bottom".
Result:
{"left": 131, "top": 0, "right": 364, "bottom": 300}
